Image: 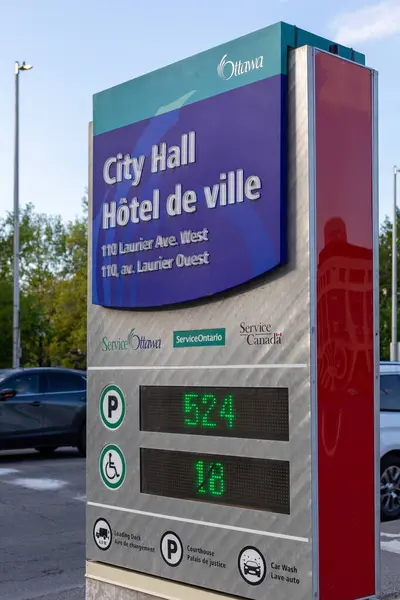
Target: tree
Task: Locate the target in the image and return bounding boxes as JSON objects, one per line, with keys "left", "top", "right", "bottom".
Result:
{"left": 0, "top": 280, "right": 46, "bottom": 368}
{"left": 0, "top": 203, "right": 67, "bottom": 287}
{"left": 0, "top": 197, "right": 87, "bottom": 369}
{"left": 46, "top": 197, "right": 88, "bottom": 369}
{"left": 0, "top": 204, "right": 63, "bottom": 368}
{"left": 379, "top": 209, "right": 400, "bottom": 360}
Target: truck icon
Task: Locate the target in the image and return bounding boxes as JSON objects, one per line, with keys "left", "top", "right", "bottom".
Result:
{"left": 96, "top": 527, "right": 109, "bottom": 541}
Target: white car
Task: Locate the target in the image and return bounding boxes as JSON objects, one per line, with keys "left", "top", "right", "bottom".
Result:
{"left": 380, "top": 361, "right": 400, "bottom": 520}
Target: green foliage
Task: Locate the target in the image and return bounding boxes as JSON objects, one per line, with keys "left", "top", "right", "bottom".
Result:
{"left": 0, "top": 203, "right": 67, "bottom": 288}
{"left": 379, "top": 209, "right": 400, "bottom": 360}
{"left": 0, "top": 279, "right": 47, "bottom": 368}
{"left": 47, "top": 274, "right": 87, "bottom": 369}
{"left": 0, "top": 196, "right": 87, "bottom": 369}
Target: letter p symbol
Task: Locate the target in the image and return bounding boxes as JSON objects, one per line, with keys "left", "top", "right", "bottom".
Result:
{"left": 167, "top": 539, "right": 178, "bottom": 560}
{"left": 161, "top": 532, "right": 182, "bottom": 566}
{"left": 101, "top": 385, "right": 125, "bottom": 430}
{"left": 108, "top": 395, "right": 119, "bottom": 419}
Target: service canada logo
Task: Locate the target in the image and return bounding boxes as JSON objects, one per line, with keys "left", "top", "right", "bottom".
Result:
{"left": 240, "top": 322, "right": 282, "bottom": 346}
{"left": 217, "top": 53, "right": 264, "bottom": 80}
{"left": 102, "top": 328, "right": 162, "bottom": 352}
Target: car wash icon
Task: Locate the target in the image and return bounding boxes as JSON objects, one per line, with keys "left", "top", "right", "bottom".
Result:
{"left": 99, "top": 444, "right": 126, "bottom": 490}
{"left": 238, "top": 546, "right": 266, "bottom": 585}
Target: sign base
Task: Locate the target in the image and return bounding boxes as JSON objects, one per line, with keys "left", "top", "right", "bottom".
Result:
{"left": 85, "top": 562, "right": 238, "bottom": 600}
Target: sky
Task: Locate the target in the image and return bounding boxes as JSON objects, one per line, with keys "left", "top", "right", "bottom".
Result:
{"left": 0, "top": 0, "right": 399, "bottom": 226}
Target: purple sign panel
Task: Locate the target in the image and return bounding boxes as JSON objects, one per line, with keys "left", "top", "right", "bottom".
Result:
{"left": 92, "top": 75, "right": 287, "bottom": 308}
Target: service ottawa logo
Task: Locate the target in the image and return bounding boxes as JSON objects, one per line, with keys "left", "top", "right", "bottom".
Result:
{"left": 240, "top": 322, "right": 282, "bottom": 346}
{"left": 102, "top": 328, "right": 162, "bottom": 351}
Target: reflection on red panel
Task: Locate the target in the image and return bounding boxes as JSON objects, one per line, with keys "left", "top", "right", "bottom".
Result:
{"left": 315, "top": 51, "right": 375, "bottom": 600}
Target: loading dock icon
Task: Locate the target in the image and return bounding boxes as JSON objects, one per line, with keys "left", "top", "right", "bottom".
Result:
{"left": 93, "top": 518, "right": 112, "bottom": 551}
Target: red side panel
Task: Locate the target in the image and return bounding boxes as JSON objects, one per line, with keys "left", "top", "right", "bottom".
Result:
{"left": 315, "top": 51, "right": 375, "bottom": 600}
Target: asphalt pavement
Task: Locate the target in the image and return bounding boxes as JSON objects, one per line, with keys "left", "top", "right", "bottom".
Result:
{"left": 381, "top": 518, "right": 400, "bottom": 599}
{"left": 0, "top": 450, "right": 400, "bottom": 600}
{"left": 0, "top": 450, "right": 85, "bottom": 600}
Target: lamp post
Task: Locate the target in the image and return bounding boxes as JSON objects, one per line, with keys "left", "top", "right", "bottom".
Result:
{"left": 391, "top": 166, "right": 400, "bottom": 362}
{"left": 13, "top": 61, "right": 32, "bottom": 369}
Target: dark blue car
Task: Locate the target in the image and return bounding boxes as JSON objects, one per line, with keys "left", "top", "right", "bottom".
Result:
{"left": 0, "top": 367, "right": 86, "bottom": 456}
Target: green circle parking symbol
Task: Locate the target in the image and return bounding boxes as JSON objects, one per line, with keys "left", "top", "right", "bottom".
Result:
{"left": 100, "top": 385, "right": 126, "bottom": 430}
{"left": 99, "top": 444, "right": 126, "bottom": 490}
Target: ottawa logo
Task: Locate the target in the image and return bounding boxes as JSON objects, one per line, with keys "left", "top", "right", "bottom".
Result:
{"left": 217, "top": 53, "right": 264, "bottom": 80}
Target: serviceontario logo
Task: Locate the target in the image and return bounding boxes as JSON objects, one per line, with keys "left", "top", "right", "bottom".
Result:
{"left": 173, "top": 328, "right": 226, "bottom": 348}
{"left": 217, "top": 53, "right": 264, "bottom": 81}
{"left": 102, "top": 328, "right": 162, "bottom": 352}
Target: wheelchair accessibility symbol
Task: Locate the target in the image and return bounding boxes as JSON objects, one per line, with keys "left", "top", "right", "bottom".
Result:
{"left": 99, "top": 444, "right": 126, "bottom": 490}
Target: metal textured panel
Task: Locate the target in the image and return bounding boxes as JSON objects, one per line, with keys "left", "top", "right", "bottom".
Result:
{"left": 86, "top": 46, "right": 313, "bottom": 600}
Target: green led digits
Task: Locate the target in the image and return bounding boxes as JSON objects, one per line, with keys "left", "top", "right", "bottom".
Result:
{"left": 201, "top": 394, "right": 217, "bottom": 427}
{"left": 195, "top": 460, "right": 225, "bottom": 497}
{"left": 195, "top": 459, "right": 206, "bottom": 494}
{"left": 219, "top": 395, "right": 235, "bottom": 428}
{"left": 184, "top": 393, "right": 199, "bottom": 426}
{"left": 183, "top": 393, "right": 236, "bottom": 429}
{"left": 209, "top": 462, "right": 225, "bottom": 496}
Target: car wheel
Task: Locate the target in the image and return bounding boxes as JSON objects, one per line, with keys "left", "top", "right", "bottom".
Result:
{"left": 381, "top": 454, "right": 400, "bottom": 521}
{"left": 35, "top": 447, "right": 58, "bottom": 457}
{"left": 77, "top": 424, "right": 86, "bottom": 457}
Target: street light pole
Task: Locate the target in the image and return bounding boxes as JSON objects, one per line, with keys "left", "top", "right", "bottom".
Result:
{"left": 12, "top": 61, "right": 32, "bottom": 369}
{"left": 391, "top": 166, "right": 400, "bottom": 362}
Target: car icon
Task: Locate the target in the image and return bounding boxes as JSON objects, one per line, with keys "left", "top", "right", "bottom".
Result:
{"left": 243, "top": 560, "right": 261, "bottom": 577}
